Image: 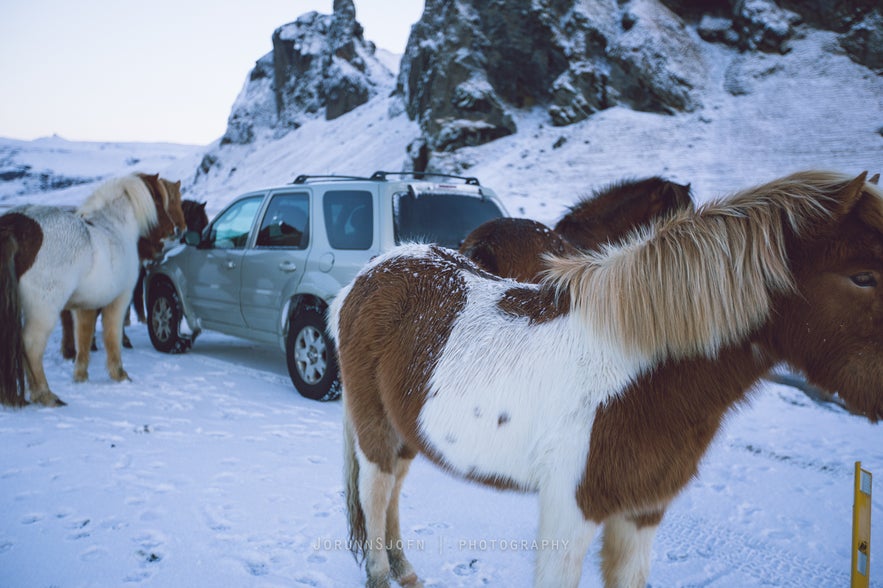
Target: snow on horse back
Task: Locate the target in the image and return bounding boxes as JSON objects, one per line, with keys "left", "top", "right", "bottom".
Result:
{"left": 0, "top": 172, "right": 185, "bottom": 408}
{"left": 332, "top": 170, "right": 883, "bottom": 588}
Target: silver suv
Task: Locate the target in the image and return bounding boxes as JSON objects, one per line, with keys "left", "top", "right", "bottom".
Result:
{"left": 144, "top": 172, "right": 507, "bottom": 400}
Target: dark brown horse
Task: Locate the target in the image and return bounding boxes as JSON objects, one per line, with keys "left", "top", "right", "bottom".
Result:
{"left": 459, "top": 218, "right": 579, "bottom": 282}
{"left": 132, "top": 199, "right": 207, "bottom": 322}
{"left": 460, "top": 176, "right": 693, "bottom": 282}
{"left": 554, "top": 176, "right": 693, "bottom": 249}
{"left": 333, "top": 171, "right": 883, "bottom": 587}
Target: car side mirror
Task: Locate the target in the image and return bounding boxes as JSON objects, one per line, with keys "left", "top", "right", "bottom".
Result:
{"left": 183, "top": 230, "right": 202, "bottom": 246}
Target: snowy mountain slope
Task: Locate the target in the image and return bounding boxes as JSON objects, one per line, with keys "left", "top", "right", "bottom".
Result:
{"left": 0, "top": 136, "right": 198, "bottom": 209}
{"left": 3, "top": 32, "right": 880, "bottom": 223}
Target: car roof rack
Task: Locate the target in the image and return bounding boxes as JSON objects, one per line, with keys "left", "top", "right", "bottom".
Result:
{"left": 290, "top": 174, "right": 374, "bottom": 184}
{"left": 370, "top": 171, "right": 481, "bottom": 186}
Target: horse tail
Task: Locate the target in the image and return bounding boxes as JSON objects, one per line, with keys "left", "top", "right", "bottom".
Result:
{"left": 343, "top": 401, "right": 367, "bottom": 562}
{"left": 0, "top": 227, "right": 27, "bottom": 407}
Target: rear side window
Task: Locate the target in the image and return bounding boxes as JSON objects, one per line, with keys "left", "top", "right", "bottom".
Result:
{"left": 394, "top": 192, "right": 504, "bottom": 249}
{"left": 256, "top": 192, "right": 310, "bottom": 249}
{"left": 323, "top": 190, "right": 373, "bottom": 250}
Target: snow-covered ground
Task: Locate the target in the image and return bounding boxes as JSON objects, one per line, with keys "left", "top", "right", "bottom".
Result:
{"left": 0, "top": 323, "right": 880, "bottom": 587}
{"left": 1, "top": 22, "right": 882, "bottom": 588}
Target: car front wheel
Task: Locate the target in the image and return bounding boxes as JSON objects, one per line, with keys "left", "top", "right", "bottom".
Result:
{"left": 286, "top": 306, "right": 340, "bottom": 401}
{"left": 147, "top": 281, "right": 192, "bottom": 354}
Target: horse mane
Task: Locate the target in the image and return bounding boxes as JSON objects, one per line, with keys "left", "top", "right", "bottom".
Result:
{"left": 77, "top": 174, "right": 159, "bottom": 234}
{"left": 543, "top": 170, "right": 873, "bottom": 363}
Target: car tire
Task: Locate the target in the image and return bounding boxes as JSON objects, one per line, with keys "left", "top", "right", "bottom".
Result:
{"left": 286, "top": 306, "right": 340, "bottom": 401}
{"left": 147, "top": 281, "right": 192, "bottom": 354}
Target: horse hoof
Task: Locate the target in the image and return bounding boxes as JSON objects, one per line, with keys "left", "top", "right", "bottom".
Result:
{"left": 110, "top": 369, "right": 130, "bottom": 382}
{"left": 32, "top": 393, "right": 65, "bottom": 407}
{"left": 397, "top": 573, "right": 423, "bottom": 588}
{"left": 73, "top": 370, "right": 88, "bottom": 383}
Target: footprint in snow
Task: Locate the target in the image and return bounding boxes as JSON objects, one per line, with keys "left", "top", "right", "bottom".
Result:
{"left": 79, "top": 546, "right": 106, "bottom": 562}
{"left": 245, "top": 560, "right": 269, "bottom": 576}
{"left": 20, "top": 513, "right": 43, "bottom": 525}
{"left": 453, "top": 559, "right": 479, "bottom": 576}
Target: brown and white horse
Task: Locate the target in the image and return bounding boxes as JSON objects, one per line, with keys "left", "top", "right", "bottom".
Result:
{"left": 331, "top": 171, "right": 883, "bottom": 587}
{"left": 0, "top": 173, "right": 185, "bottom": 407}
{"left": 460, "top": 176, "right": 693, "bottom": 283}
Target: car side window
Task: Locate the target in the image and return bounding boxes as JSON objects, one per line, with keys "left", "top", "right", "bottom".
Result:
{"left": 323, "top": 190, "right": 373, "bottom": 250}
{"left": 207, "top": 196, "right": 263, "bottom": 249}
{"left": 256, "top": 192, "right": 310, "bottom": 249}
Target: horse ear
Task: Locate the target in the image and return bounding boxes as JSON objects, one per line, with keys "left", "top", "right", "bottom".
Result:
{"left": 832, "top": 172, "right": 868, "bottom": 219}
{"left": 870, "top": 173, "right": 880, "bottom": 185}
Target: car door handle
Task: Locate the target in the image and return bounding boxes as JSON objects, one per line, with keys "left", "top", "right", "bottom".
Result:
{"left": 278, "top": 261, "right": 298, "bottom": 272}
{"left": 226, "top": 260, "right": 236, "bottom": 270}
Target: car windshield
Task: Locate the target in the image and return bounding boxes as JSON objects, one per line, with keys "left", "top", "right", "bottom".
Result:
{"left": 393, "top": 191, "right": 504, "bottom": 249}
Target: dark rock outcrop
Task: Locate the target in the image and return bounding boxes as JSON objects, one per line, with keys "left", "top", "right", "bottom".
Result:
{"left": 206, "top": 0, "right": 881, "bottom": 178}
{"left": 606, "top": 1, "right": 706, "bottom": 115}
{"left": 221, "top": 0, "right": 393, "bottom": 147}
{"left": 398, "top": 0, "right": 708, "bottom": 158}
{"left": 839, "top": 9, "right": 883, "bottom": 72}
{"left": 731, "top": 0, "right": 800, "bottom": 53}
{"left": 687, "top": 0, "right": 881, "bottom": 69}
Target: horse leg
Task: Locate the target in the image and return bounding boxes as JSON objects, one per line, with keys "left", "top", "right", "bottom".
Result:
{"left": 133, "top": 268, "right": 147, "bottom": 323}
{"left": 386, "top": 454, "right": 421, "bottom": 587}
{"left": 60, "top": 310, "right": 76, "bottom": 359}
{"left": 359, "top": 455, "right": 397, "bottom": 588}
{"left": 122, "top": 304, "right": 133, "bottom": 349}
{"left": 91, "top": 309, "right": 100, "bottom": 351}
{"left": 73, "top": 309, "right": 98, "bottom": 382}
{"left": 534, "top": 484, "right": 599, "bottom": 588}
{"left": 22, "top": 315, "right": 65, "bottom": 406}
{"left": 344, "top": 378, "right": 411, "bottom": 588}
{"left": 600, "top": 511, "right": 663, "bottom": 588}
{"left": 100, "top": 295, "right": 131, "bottom": 381}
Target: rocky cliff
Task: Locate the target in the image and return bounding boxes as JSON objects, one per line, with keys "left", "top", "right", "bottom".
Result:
{"left": 221, "top": 0, "right": 393, "bottom": 147}
{"left": 195, "top": 0, "right": 879, "bottom": 181}
{"left": 397, "top": 0, "right": 880, "bottom": 166}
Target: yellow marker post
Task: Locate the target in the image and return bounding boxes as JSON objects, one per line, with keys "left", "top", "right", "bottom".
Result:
{"left": 851, "top": 461, "right": 872, "bottom": 588}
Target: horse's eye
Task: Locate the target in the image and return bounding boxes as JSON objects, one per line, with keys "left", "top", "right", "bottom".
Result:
{"left": 850, "top": 272, "right": 877, "bottom": 288}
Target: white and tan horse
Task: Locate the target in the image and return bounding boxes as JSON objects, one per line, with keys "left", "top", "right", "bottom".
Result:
{"left": 331, "top": 171, "right": 883, "bottom": 587}
{"left": 0, "top": 173, "right": 185, "bottom": 407}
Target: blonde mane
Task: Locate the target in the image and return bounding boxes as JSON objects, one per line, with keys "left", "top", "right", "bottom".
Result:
{"left": 543, "top": 170, "right": 873, "bottom": 362}
{"left": 77, "top": 174, "right": 159, "bottom": 234}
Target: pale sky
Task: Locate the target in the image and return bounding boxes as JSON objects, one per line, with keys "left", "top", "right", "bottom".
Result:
{"left": 0, "top": 1, "right": 423, "bottom": 145}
